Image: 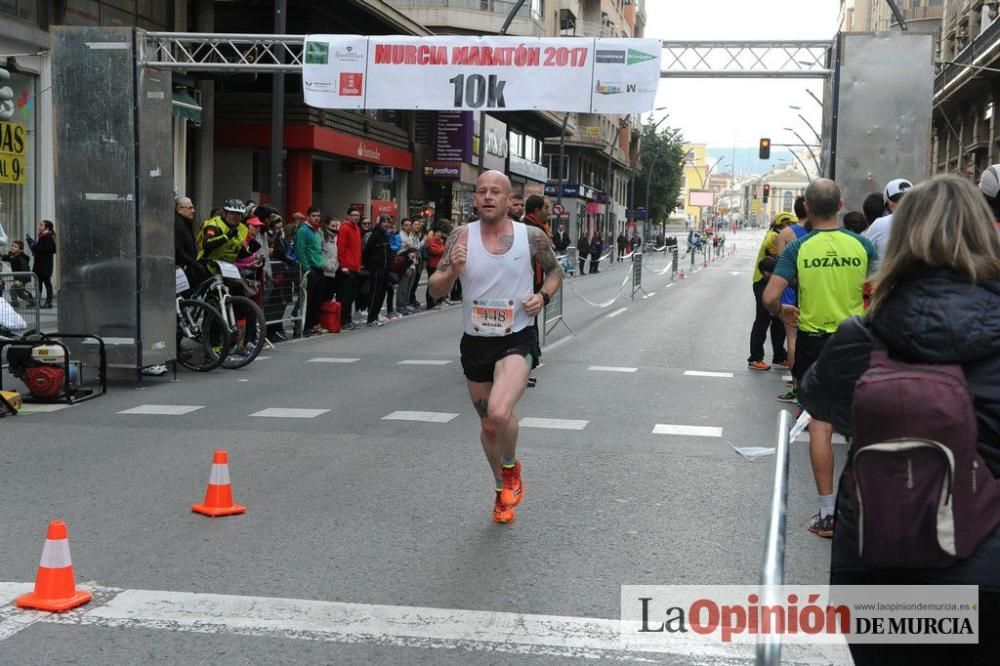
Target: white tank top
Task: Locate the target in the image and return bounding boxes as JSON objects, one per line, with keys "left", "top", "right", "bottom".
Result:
{"left": 461, "top": 221, "right": 536, "bottom": 337}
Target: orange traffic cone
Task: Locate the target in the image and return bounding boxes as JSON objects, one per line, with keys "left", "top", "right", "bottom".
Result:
{"left": 16, "top": 520, "right": 92, "bottom": 612}
{"left": 679, "top": 269, "right": 687, "bottom": 280}
{"left": 703, "top": 258, "right": 708, "bottom": 268}
{"left": 192, "top": 449, "right": 246, "bottom": 517}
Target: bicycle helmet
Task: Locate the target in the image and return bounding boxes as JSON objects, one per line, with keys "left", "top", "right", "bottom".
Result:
{"left": 223, "top": 198, "right": 245, "bottom": 214}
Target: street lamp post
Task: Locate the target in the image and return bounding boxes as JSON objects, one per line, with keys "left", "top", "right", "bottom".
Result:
{"left": 784, "top": 128, "right": 821, "bottom": 176}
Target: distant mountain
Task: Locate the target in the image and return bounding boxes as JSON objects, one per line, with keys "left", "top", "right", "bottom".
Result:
{"left": 707, "top": 147, "right": 798, "bottom": 178}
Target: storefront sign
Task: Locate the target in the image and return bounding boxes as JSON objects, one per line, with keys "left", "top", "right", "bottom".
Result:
{"left": 371, "top": 166, "right": 394, "bottom": 182}
{"left": 509, "top": 154, "right": 548, "bottom": 183}
{"left": 0, "top": 120, "right": 26, "bottom": 185}
{"left": 423, "top": 161, "right": 462, "bottom": 179}
{"left": 544, "top": 183, "right": 581, "bottom": 198}
{"left": 481, "top": 115, "right": 507, "bottom": 172}
{"left": 435, "top": 111, "right": 472, "bottom": 162}
{"left": 371, "top": 200, "right": 398, "bottom": 221}
{"left": 302, "top": 35, "right": 661, "bottom": 113}
{"left": 214, "top": 123, "right": 412, "bottom": 171}
{"left": 586, "top": 202, "right": 602, "bottom": 214}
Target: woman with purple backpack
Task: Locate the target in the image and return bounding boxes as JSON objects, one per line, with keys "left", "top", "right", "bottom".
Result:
{"left": 800, "top": 175, "right": 1000, "bottom": 665}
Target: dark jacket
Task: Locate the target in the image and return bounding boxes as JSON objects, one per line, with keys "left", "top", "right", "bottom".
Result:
{"left": 1, "top": 251, "right": 31, "bottom": 273}
{"left": 799, "top": 268, "right": 1000, "bottom": 476}
{"left": 29, "top": 232, "right": 56, "bottom": 277}
{"left": 590, "top": 237, "right": 604, "bottom": 259}
{"left": 362, "top": 225, "right": 391, "bottom": 273}
{"left": 552, "top": 230, "right": 570, "bottom": 253}
{"left": 576, "top": 238, "right": 589, "bottom": 258}
{"left": 617, "top": 234, "right": 627, "bottom": 251}
{"left": 175, "top": 213, "right": 199, "bottom": 270}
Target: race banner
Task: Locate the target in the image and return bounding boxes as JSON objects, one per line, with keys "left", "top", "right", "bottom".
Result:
{"left": 302, "top": 35, "right": 661, "bottom": 113}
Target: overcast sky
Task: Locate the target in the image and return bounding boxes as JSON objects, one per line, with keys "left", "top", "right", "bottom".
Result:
{"left": 643, "top": 0, "right": 840, "bottom": 166}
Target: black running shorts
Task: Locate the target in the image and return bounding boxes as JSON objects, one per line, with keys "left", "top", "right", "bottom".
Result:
{"left": 793, "top": 331, "right": 832, "bottom": 384}
{"left": 460, "top": 326, "right": 540, "bottom": 383}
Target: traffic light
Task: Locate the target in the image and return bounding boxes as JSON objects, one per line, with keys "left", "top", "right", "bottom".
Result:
{"left": 758, "top": 137, "right": 771, "bottom": 160}
{"left": 0, "top": 63, "right": 13, "bottom": 120}
{"left": 762, "top": 184, "right": 771, "bottom": 204}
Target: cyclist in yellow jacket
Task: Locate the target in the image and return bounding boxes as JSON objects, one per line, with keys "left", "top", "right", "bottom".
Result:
{"left": 198, "top": 198, "right": 249, "bottom": 268}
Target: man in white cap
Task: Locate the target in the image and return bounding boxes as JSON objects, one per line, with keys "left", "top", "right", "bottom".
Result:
{"left": 864, "top": 178, "right": 912, "bottom": 259}
{"left": 978, "top": 164, "right": 1000, "bottom": 228}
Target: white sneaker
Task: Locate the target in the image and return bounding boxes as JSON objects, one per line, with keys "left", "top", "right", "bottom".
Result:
{"left": 142, "top": 364, "right": 169, "bottom": 377}
{"left": 357, "top": 309, "right": 368, "bottom": 318}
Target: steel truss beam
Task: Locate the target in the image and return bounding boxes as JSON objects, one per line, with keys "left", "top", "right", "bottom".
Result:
{"left": 139, "top": 33, "right": 833, "bottom": 80}
{"left": 661, "top": 41, "right": 831, "bottom": 79}
{"left": 141, "top": 32, "right": 304, "bottom": 71}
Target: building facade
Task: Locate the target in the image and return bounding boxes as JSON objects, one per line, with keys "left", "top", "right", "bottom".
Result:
{"left": 932, "top": 0, "right": 1000, "bottom": 180}
{"left": 840, "top": 0, "right": 944, "bottom": 35}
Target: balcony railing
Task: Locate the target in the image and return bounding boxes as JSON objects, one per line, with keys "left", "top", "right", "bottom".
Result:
{"left": 936, "top": 16, "right": 1000, "bottom": 97}
{"left": 384, "top": 0, "right": 543, "bottom": 24}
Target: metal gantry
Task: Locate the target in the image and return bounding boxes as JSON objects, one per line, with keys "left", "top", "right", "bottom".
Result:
{"left": 140, "top": 32, "right": 304, "bottom": 71}
{"left": 139, "top": 33, "right": 832, "bottom": 80}
{"left": 660, "top": 41, "right": 831, "bottom": 79}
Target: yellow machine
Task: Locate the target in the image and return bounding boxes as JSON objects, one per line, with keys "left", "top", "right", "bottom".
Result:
{"left": 0, "top": 389, "right": 23, "bottom": 416}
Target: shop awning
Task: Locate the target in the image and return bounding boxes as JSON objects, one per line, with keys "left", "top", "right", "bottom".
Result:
{"left": 172, "top": 90, "right": 202, "bottom": 123}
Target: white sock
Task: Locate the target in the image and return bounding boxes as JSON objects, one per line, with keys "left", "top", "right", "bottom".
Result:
{"left": 819, "top": 494, "right": 835, "bottom": 519}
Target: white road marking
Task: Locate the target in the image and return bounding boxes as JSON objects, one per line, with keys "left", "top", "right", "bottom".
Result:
{"left": 118, "top": 405, "right": 204, "bottom": 416}
{"left": 541, "top": 336, "right": 571, "bottom": 352}
{"left": 382, "top": 411, "right": 459, "bottom": 423}
{"left": 255, "top": 356, "right": 271, "bottom": 360}
{"left": 0, "top": 582, "right": 852, "bottom": 663}
{"left": 15, "top": 404, "right": 71, "bottom": 413}
{"left": 398, "top": 360, "right": 452, "bottom": 366}
{"left": 782, "top": 374, "right": 793, "bottom": 382}
{"left": 250, "top": 408, "right": 330, "bottom": 419}
{"left": 730, "top": 272, "right": 742, "bottom": 276}
{"left": 606, "top": 307, "right": 627, "bottom": 319}
{"left": 652, "top": 424, "right": 724, "bottom": 438}
{"left": 308, "top": 357, "right": 361, "bottom": 364}
{"left": 683, "top": 370, "right": 735, "bottom": 378}
{"left": 588, "top": 366, "right": 638, "bottom": 373}
{"left": 664, "top": 283, "right": 674, "bottom": 288}
{"left": 520, "top": 417, "right": 588, "bottom": 430}
{"left": 642, "top": 292, "right": 656, "bottom": 299}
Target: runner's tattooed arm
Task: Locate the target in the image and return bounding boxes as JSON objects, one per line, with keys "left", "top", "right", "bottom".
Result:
{"left": 528, "top": 226, "right": 563, "bottom": 289}
{"left": 428, "top": 226, "right": 468, "bottom": 299}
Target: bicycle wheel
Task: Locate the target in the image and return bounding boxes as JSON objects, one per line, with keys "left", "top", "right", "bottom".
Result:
{"left": 221, "top": 295, "right": 266, "bottom": 369}
{"left": 177, "top": 298, "right": 231, "bottom": 372}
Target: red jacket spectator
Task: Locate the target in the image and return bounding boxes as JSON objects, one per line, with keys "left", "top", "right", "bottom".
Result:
{"left": 425, "top": 232, "right": 446, "bottom": 270}
{"left": 337, "top": 219, "right": 362, "bottom": 272}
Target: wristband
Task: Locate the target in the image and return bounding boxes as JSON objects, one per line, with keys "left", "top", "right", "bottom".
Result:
{"left": 539, "top": 290, "right": 551, "bottom": 305}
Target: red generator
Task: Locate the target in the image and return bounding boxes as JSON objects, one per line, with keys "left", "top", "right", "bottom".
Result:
{"left": 318, "top": 301, "right": 342, "bottom": 333}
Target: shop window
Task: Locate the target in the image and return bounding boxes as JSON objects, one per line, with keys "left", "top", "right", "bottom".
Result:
{"left": 0, "top": 0, "right": 37, "bottom": 22}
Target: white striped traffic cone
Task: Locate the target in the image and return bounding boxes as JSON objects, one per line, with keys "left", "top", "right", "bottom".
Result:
{"left": 16, "top": 520, "right": 92, "bottom": 612}
{"left": 192, "top": 449, "right": 246, "bottom": 517}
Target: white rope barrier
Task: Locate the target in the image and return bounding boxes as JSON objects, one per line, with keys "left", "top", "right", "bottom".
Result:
{"left": 565, "top": 269, "right": 632, "bottom": 309}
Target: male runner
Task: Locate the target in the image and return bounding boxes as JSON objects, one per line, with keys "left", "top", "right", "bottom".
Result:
{"left": 429, "top": 170, "right": 563, "bottom": 524}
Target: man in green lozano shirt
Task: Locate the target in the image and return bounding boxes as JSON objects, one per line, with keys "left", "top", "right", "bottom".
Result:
{"left": 763, "top": 178, "right": 877, "bottom": 539}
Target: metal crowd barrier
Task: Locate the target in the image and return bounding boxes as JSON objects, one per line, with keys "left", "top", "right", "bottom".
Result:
{"left": 756, "top": 410, "right": 794, "bottom": 666}
{"left": 671, "top": 247, "right": 679, "bottom": 277}
{"left": 630, "top": 250, "right": 645, "bottom": 299}
{"left": 261, "top": 260, "right": 306, "bottom": 338}
{"left": 567, "top": 246, "right": 579, "bottom": 277}
{"left": 0, "top": 272, "right": 42, "bottom": 333}
{"left": 538, "top": 283, "right": 572, "bottom": 346}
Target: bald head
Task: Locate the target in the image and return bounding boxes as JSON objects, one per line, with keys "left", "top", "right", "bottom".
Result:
{"left": 474, "top": 170, "right": 512, "bottom": 226}
{"left": 804, "top": 178, "right": 842, "bottom": 223}
{"left": 175, "top": 196, "right": 195, "bottom": 221}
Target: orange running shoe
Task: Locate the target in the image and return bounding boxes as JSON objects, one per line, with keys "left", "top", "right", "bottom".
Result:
{"left": 500, "top": 461, "right": 524, "bottom": 507}
{"left": 493, "top": 492, "right": 514, "bottom": 524}
{"left": 777, "top": 359, "right": 793, "bottom": 368}
{"left": 748, "top": 360, "right": 771, "bottom": 371}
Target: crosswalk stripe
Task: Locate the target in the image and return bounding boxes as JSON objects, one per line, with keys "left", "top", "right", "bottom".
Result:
{"left": 308, "top": 357, "right": 361, "bottom": 363}
{"left": 118, "top": 405, "right": 204, "bottom": 415}
{"left": 382, "top": 411, "right": 459, "bottom": 423}
{"left": 15, "top": 404, "right": 70, "bottom": 413}
{"left": 520, "top": 417, "right": 588, "bottom": 430}
{"left": 0, "top": 582, "right": 850, "bottom": 662}
{"left": 606, "top": 307, "right": 627, "bottom": 319}
{"left": 588, "top": 366, "right": 638, "bottom": 373}
{"left": 250, "top": 408, "right": 330, "bottom": 418}
{"left": 652, "top": 424, "right": 723, "bottom": 438}
{"left": 684, "top": 370, "right": 735, "bottom": 378}
{"left": 398, "top": 360, "right": 452, "bottom": 366}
